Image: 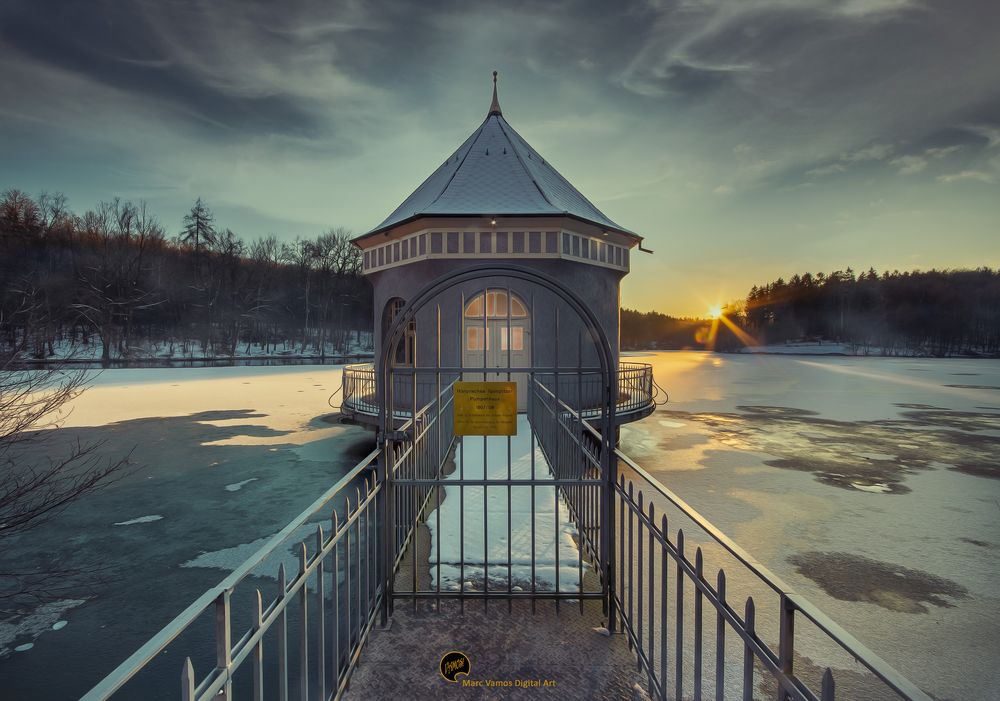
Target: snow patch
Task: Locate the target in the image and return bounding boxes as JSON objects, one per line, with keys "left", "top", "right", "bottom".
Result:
{"left": 850, "top": 482, "right": 893, "bottom": 493}
{"left": 52, "top": 621, "right": 68, "bottom": 631}
{"left": 740, "top": 342, "right": 851, "bottom": 355}
{"left": 225, "top": 478, "right": 258, "bottom": 492}
{"left": 113, "top": 515, "right": 163, "bottom": 526}
{"left": 0, "top": 599, "right": 86, "bottom": 658}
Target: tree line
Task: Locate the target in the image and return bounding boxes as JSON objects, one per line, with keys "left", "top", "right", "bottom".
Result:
{"left": 743, "top": 268, "right": 1000, "bottom": 356}
{"left": 620, "top": 310, "right": 709, "bottom": 351}
{"left": 0, "top": 188, "right": 373, "bottom": 365}
{"left": 622, "top": 268, "right": 1000, "bottom": 356}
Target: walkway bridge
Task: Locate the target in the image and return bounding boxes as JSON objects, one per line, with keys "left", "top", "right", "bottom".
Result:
{"left": 82, "top": 270, "right": 930, "bottom": 701}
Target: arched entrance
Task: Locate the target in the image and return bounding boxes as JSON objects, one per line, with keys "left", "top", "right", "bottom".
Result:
{"left": 380, "top": 264, "right": 617, "bottom": 623}
{"left": 462, "top": 289, "right": 531, "bottom": 409}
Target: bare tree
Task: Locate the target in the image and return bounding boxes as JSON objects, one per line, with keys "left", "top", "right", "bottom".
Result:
{"left": 0, "top": 344, "right": 133, "bottom": 610}
{"left": 0, "top": 188, "right": 41, "bottom": 236}
{"left": 72, "top": 200, "right": 164, "bottom": 364}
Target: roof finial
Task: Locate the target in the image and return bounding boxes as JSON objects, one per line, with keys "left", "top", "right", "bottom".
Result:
{"left": 488, "top": 70, "right": 502, "bottom": 117}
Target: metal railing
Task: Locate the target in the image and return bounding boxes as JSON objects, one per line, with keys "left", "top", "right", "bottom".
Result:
{"left": 82, "top": 450, "right": 383, "bottom": 701}
{"left": 383, "top": 375, "right": 459, "bottom": 606}
{"left": 86, "top": 367, "right": 930, "bottom": 700}
{"left": 617, "top": 361, "right": 655, "bottom": 416}
{"left": 83, "top": 384, "right": 457, "bottom": 701}
{"left": 341, "top": 361, "right": 655, "bottom": 420}
{"left": 386, "top": 368, "right": 606, "bottom": 609}
{"left": 530, "top": 375, "right": 605, "bottom": 576}
{"left": 608, "top": 438, "right": 932, "bottom": 701}
{"left": 340, "top": 363, "right": 376, "bottom": 415}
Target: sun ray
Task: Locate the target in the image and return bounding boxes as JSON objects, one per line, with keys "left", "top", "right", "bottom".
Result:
{"left": 718, "top": 313, "right": 759, "bottom": 347}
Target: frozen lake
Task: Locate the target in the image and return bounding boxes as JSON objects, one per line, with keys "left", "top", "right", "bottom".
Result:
{"left": 1, "top": 354, "right": 998, "bottom": 699}
{"left": 621, "top": 351, "right": 1000, "bottom": 700}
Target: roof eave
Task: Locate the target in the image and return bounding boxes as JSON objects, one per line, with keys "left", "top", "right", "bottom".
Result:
{"left": 352, "top": 212, "right": 643, "bottom": 247}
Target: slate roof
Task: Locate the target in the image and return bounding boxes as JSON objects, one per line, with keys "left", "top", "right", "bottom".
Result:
{"left": 359, "top": 103, "right": 639, "bottom": 241}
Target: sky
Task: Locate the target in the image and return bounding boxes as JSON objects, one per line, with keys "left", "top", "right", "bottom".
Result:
{"left": 1, "top": 0, "right": 998, "bottom": 317}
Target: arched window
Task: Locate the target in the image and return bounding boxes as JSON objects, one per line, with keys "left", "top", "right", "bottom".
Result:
{"left": 383, "top": 298, "right": 416, "bottom": 365}
{"left": 464, "top": 290, "right": 528, "bottom": 319}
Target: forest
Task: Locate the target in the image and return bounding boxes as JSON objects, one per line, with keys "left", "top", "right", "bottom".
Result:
{"left": 622, "top": 268, "right": 1000, "bottom": 356}
{"left": 4, "top": 186, "right": 996, "bottom": 362}
{"left": 620, "top": 309, "right": 711, "bottom": 351}
{"left": 0, "top": 188, "right": 373, "bottom": 365}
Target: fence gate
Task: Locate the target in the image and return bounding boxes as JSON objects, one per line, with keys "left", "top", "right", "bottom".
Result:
{"left": 378, "top": 266, "right": 619, "bottom": 620}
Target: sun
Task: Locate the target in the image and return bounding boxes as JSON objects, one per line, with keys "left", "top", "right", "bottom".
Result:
{"left": 708, "top": 304, "right": 723, "bottom": 319}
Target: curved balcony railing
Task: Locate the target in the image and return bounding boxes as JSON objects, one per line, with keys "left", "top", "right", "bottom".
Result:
{"left": 617, "top": 361, "right": 656, "bottom": 417}
{"left": 340, "top": 361, "right": 657, "bottom": 422}
{"left": 341, "top": 362, "right": 378, "bottom": 415}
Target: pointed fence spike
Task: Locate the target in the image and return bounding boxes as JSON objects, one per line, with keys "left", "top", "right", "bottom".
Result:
{"left": 278, "top": 562, "right": 287, "bottom": 594}
{"left": 695, "top": 547, "right": 704, "bottom": 578}
{"left": 181, "top": 657, "right": 195, "bottom": 701}
{"left": 316, "top": 524, "right": 324, "bottom": 549}
{"left": 716, "top": 568, "right": 727, "bottom": 701}
{"left": 743, "top": 597, "right": 756, "bottom": 701}
{"left": 299, "top": 541, "right": 308, "bottom": 573}
{"left": 821, "top": 668, "right": 835, "bottom": 701}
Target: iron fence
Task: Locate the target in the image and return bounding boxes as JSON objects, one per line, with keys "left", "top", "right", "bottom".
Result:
{"left": 341, "top": 360, "right": 656, "bottom": 421}
{"left": 608, "top": 441, "right": 932, "bottom": 701}
{"left": 80, "top": 263, "right": 930, "bottom": 701}
{"left": 383, "top": 373, "right": 460, "bottom": 607}
{"left": 522, "top": 380, "right": 931, "bottom": 701}
{"left": 386, "top": 368, "right": 607, "bottom": 610}
{"left": 81, "top": 450, "right": 383, "bottom": 701}
{"left": 618, "top": 361, "right": 655, "bottom": 416}
{"left": 529, "top": 375, "right": 605, "bottom": 579}
{"left": 340, "top": 363, "right": 375, "bottom": 415}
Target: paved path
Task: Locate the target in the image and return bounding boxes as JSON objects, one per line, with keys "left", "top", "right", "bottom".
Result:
{"left": 344, "top": 598, "right": 645, "bottom": 700}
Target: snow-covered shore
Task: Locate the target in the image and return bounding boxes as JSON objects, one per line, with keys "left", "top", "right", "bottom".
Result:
{"left": 6, "top": 335, "right": 374, "bottom": 365}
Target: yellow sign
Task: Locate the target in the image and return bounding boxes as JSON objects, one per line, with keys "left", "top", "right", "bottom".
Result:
{"left": 453, "top": 382, "right": 517, "bottom": 436}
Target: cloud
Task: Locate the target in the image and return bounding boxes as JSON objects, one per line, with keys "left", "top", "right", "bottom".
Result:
{"left": 925, "top": 145, "right": 962, "bottom": 159}
{"left": 713, "top": 184, "right": 733, "bottom": 195}
{"left": 842, "top": 144, "right": 894, "bottom": 162}
{"left": 936, "top": 170, "right": 995, "bottom": 184}
{"left": 1, "top": 0, "right": 999, "bottom": 269}
{"left": 807, "top": 163, "right": 848, "bottom": 177}
{"left": 801, "top": 142, "right": 894, "bottom": 178}
{"left": 964, "top": 124, "right": 1000, "bottom": 149}
{"left": 891, "top": 155, "right": 927, "bottom": 174}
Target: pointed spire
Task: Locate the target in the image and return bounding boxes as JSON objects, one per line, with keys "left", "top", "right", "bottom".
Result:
{"left": 488, "top": 70, "right": 502, "bottom": 116}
